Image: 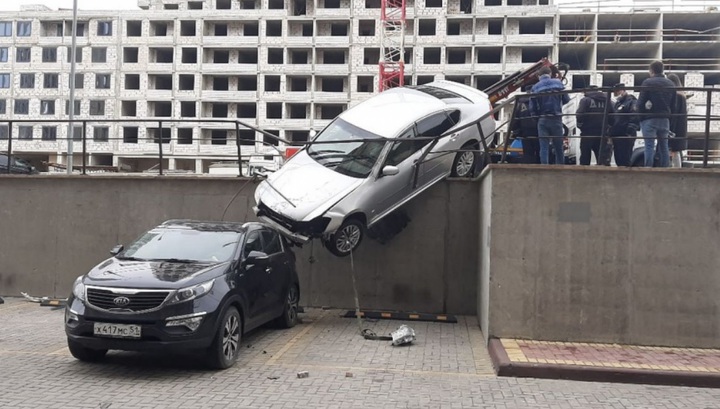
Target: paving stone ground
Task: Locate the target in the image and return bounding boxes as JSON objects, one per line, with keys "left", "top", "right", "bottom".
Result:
{"left": 502, "top": 339, "right": 720, "bottom": 373}
{"left": 1, "top": 298, "right": 719, "bottom": 408}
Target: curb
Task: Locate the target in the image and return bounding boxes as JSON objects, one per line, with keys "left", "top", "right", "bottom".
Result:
{"left": 488, "top": 338, "right": 720, "bottom": 389}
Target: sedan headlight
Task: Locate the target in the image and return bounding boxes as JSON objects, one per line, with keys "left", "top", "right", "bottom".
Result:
{"left": 167, "top": 279, "right": 215, "bottom": 305}
{"left": 72, "top": 277, "right": 86, "bottom": 301}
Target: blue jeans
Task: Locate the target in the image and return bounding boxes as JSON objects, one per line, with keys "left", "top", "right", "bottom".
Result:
{"left": 641, "top": 118, "right": 670, "bottom": 168}
{"left": 537, "top": 117, "right": 565, "bottom": 165}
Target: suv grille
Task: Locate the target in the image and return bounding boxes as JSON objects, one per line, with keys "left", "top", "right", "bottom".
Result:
{"left": 86, "top": 287, "right": 170, "bottom": 312}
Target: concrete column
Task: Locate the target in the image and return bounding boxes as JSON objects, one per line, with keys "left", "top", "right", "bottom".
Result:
{"left": 168, "top": 158, "right": 176, "bottom": 170}
{"left": 195, "top": 159, "right": 203, "bottom": 173}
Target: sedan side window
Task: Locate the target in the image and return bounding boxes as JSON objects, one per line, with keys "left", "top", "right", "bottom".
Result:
{"left": 242, "top": 231, "right": 263, "bottom": 258}
{"left": 416, "top": 112, "right": 455, "bottom": 138}
{"left": 260, "top": 230, "right": 282, "bottom": 255}
{"left": 385, "top": 128, "right": 416, "bottom": 167}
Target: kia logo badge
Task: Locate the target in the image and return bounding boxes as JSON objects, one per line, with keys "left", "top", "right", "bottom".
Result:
{"left": 113, "top": 296, "right": 131, "bottom": 307}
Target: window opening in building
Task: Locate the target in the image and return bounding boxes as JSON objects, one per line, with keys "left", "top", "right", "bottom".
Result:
{"left": 20, "top": 73, "right": 35, "bottom": 88}
{"left": 365, "top": 0, "right": 381, "bottom": 8}
{"left": 152, "top": 127, "right": 171, "bottom": 143}
{"left": 180, "top": 101, "right": 195, "bottom": 117}
{"left": 322, "top": 77, "right": 344, "bottom": 92}
{"left": 302, "top": 23, "right": 313, "bottom": 36}
{"left": 447, "top": 21, "right": 460, "bottom": 35}
{"left": 0, "top": 47, "right": 7, "bottom": 62}
{"left": 96, "top": 73, "right": 111, "bottom": 89}
{"left": 426, "top": 0, "right": 442, "bottom": 7}
{"left": 41, "top": 100, "right": 55, "bottom": 115}
{"left": 14, "top": 100, "right": 29, "bottom": 115}
{"left": 212, "top": 103, "right": 228, "bottom": 118}
{"left": 289, "top": 77, "right": 307, "bottom": 91}
{"left": 265, "top": 76, "right": 281, "bottom": 92}
{"left": 154, "top": 101, "right": 172, "bottom": 117}
{"left": 177, "top": 74, "right": 194, "bottom": 90}
{"left": 237, "top": 76, "right": 257, "bottom": 91}
{"left": 519, "top": 19, "right": 546, "bottom": 35}
{"left": 0, "top": 22, "right": 11, "bottom": 36}
{"left": 211, "top": 130, "right": 227, "bottom": 145}
{"left": 268, "top": 0, "right": 284, "bottom": 8}
{"left": 91, "top": 47, "right": 107, "bottom": 63}
{"left": 268, "top": 48, "right": 283, "bottom": 64}
{"left": 266, "top": 102, "right": 282, "bottom": 119}
{"left": 213, "top": 76, "right": 229, "bottom": 90}
{"left": 165, "top": 3, "right": 180, "bottom": 9}
{"left": 42, "top": 47, "right": 57, "bottom": 62}
{"left": 292, "top": 0, "right": 307, "bottom": 15}
{"left": 424, "top": 48, "right": 441, "bottom": 64}
{"left": 97, "top": 21, "right": 113, "bottom": 36}
{"left": 90, "top": 100, "right": 106, "bottom": 116}
{"left": 448, "top": 49, "right": 467, "bottom": 64}
{"left": 319, "top": 104, "right": 345, "bottom": 119}
{"left": 214, "top": 23, "right": 228, "bottom": 36}
{"left": 323, "top": 50, "right": 346, "bottom": 64}
{"left": 16, "top": 47, "right": 31, "bottom": 63}
{"left": 477, "top": 47, "right": 502, "bottom": 63}
{"left": 266, "top": 21, "right": 282, "bottom": 36}
{"left": 154, "top": 74, "right": 173, "bottom": 90}
{"left": 18, "top": 126, "right": 33, "bottom": 140}
{"left": 238, "top": 49, "right": 258, "bottom": 64}
{"left": 214, "top": 50, "right": 230, "bottom": 63}
{"left": 124, "top": 47, "right": 139, "bottom": 63}
{"left": 152, "top": 22, "right": 168, "bottom": 36}
{"left": 123, "top": 127, "right": 139, "bottom": 144}
{"left": 73, "top": 73, "right": 84, "bottom": 89}
{"left": 244, "top": 22, "right": 259, "bottom": 36}
{"left": 241, "top": 0, "right": 256, "bottom": 9}
{"left": 359, "top": 20, "right": 375, "bottom": 36}
{"left": 288, "top": 104, "right": 307, "bottom": 119}
{"left": 122, "top": 100, "right": 137, "bottom": 117}
{"left": 521, "top": 48, "right": 547, "bottom": 63}
{"left": 67, "top": 47, "right": 82, "bottom": 63}
{"left": 0, "top": 99, "right": 5, "bottom": 114}
{"left": 0, "top": 125, "right": 7, "bottom": 139}
{"left": 357, "top": 76, "right": 373, "bottom": 92}
{"left": 460, "top": 0, "right": 472, "bottom": 12}
{"left": 17, "top": 21, "right": 32, "bottom": 37}
{"left": 182, "top": 48, "right": 197, "bottom": 63}
{"left": 217, "top": 0, "right": 232, "bottom": 9}
{"left": 66, "top": 100, "right": 81, "bottom": 115}
{"left": 154, "top": 48, "right": 174, "bottom": 63}
{"left": 488, "top": 20, "right": 502, "bottom": 35}
{"left": 331, "top": 23, "right": 348, "bottom": 36}
{"left": 177, "top": 128, "right": 192, "bottom": 144}
{"left": 71, "top": 126, "right": 83, "bottom": 141}
{"left": 94, "top": 127, "right": 109, "bottom": 142}
{"left": 288, "top": 130, "right": 310, "bottom": 142}
{"left": 42, "top": 126, "right": 57, "bottom": 141}
{"left": 236, "top": 103, "right": 256, "bottom": 118}
{"left": 0, "top": 73, "right": 10, "bottom": 88}
{"left": 44, "top": 73, "right": 59, "bottom": 89}
{"left": 291, "top": 50, "right": 309, "bottom": 64}
{"left": 324, "top": 0, "right": 340, "bottom": 7}
{"left": 188, "top": 1, "right": 203, "bottom": 9}
{"left": 238, "top": 130, "right": 255, "bottom": 144}
{"left": 485, "top": 0, "right": 501, "bottom": 5}
{"left": 127, "top": 21, "right": 142, "bottom": 36}
{"left": 419, "top": 19, "right": 436, "bottom": 36}
{"left": 125, "top": 74, "right": 140, "bottom": 90}
{"left": 181, "top": 20, "right": 196, "bottom": 36}
{"left": 263, "top": 130, "right": 280, "bottom": 146}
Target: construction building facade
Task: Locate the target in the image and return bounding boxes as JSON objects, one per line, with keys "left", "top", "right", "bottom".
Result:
{"left": 0, "top": 0, "right": 718, "bottom": 172}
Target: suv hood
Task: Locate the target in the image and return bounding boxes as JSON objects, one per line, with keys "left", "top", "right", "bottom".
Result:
{"left": 255, "top": 150, "right": 363, "bottom": 221}
{"left": 83, "top": 258, "right": 230, "bottom": 289}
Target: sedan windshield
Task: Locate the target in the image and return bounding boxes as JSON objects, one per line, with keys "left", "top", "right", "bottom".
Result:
{"left": 119, "top": 229, "right": 243, "bottom": 263}
{"left": 307, "top": 118, "right": 386, "bottom": 178}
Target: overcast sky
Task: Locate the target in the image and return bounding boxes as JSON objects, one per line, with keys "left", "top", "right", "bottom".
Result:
{"left": 0, "top": 0, "right": 140, "bottom": 11}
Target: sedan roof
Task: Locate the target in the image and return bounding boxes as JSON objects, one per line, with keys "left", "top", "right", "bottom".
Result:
{"left": 339, "top": 87, "right": 447, "bottom": 138}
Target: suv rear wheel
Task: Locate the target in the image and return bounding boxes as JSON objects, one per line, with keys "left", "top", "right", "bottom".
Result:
{"left": 207, "top": 306, "right": 242, "bottom": 369}
{"left": 67, "top": 339, "right": 107, "bottom": 362}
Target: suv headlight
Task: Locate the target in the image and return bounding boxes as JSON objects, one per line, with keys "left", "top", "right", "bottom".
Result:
{"left": 167, "top": 279, "right": 215, "bottom": 305}
{"left": 72, "top": 277, "right": 86, "bottom": 301}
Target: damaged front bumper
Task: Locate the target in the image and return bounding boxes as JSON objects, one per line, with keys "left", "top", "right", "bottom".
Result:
{"left": 255, "top": 202, "right": 331, "bottom": 243}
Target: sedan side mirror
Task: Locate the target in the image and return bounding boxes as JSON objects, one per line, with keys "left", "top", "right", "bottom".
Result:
{"left": 381, "top": 165, "right": 400, "bottom": 177}
{"left": 244, "top": 250, "right": 269, "bottom": 267}
{"left": 110, "top": 245, "right": 124, "bottom": 256}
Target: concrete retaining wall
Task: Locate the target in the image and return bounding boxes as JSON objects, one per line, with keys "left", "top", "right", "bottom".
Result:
{"left": 0, "top": 175, "right": 478, "bottom": 314}
{"left": 479, "top": 165, "right": 720, "bottom": 348}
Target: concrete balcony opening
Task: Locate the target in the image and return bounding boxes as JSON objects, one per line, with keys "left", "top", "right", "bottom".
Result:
{"left": 126, "top": 21, "right": 142, "bottom": 37}
{"left": 179, "top": 74, "right": 195, "bottom": 91}
{"left": 317, "top": 76, "right": 346, "bottom": 92}
{"left": 358, "top": 20, "right": 375, "bottom": 37}
{"left": 151, "top": 21, "right": 173, "bottom": 37}
{"left": 265, "top": 75, "right": 281, "bottom": 92}
{"left": 177, "top": 128, "right": 193, "bottom": 145}
{"left": 237, "top": 76, "right": 257, "bottom": 91}
{"left": 150, "top": 74, "right": 173, "bottom": 90}
{"left": 288, "top": 76, "right": 310, "bottom": 91}
{"left": 181, "top": 101, "right": 197, "bottom": 117}
{"left": 236, "top": 103, "right": 257, "bottom": 119}
{"left": 150, "top": 47, "right": 174, "bottom": 63}
{"left": 121, "top": 101, "right": 137, "bottom": 117}
{"left": 288, "top": 103, "right": 309, "bottom": 119}
{"left": 181, "top": 20, "right": 197, "bottom": 37}
{"left": 316, "top": 103, "right": 346, "bottom": 120}
{"left": 266, "top": 20, "right": 282, "bottom": 37}
{"left": 268, "top": 48, "right": 284, "bottom": 64}
{"left": 182, "top": 48, "right": 198, "bottom": 64}
{"left": 125, "top": 74, "right": 141, "bottom": 90}
{"left": 356, "top": 75, "right": 374, "bottom": 92}
{"left": 123, "top": 47, "right": 139, "bottom": 63}
{"left": 238, "top": 49, "right": 258, "bottom": 64}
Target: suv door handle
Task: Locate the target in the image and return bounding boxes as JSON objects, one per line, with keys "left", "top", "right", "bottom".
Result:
{"left": 265, "top": 267, "right": 272, "bottom": 274}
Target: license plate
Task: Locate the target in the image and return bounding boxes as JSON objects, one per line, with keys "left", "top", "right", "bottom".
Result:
{"left": 93, "top": 323, "right": 141, "bottom": 339}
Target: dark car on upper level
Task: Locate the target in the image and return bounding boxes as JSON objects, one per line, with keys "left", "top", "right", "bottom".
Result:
{"left": 0, "top": 153, "right": 37, "bottom": 174}
{"left": 65, "top": 220, "right": 300, "bottom": 369}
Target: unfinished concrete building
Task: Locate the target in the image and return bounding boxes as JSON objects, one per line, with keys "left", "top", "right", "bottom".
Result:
{"left": 0, "top": 0, "right": 718, "bottom": 172}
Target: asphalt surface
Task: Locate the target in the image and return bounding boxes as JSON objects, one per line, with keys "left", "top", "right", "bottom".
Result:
{"left": 1, "top": 298, "right": 718, "bottom": 408}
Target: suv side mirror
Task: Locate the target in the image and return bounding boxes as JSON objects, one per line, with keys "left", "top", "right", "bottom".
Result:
{"left": 381, "top": 165, "right": 400, "bottom": 177}
{"left": 110, "top": 245, "right": 124, "bottom": 256}
{"left": 244, "top": 250, "right": 269, "bottom": 267}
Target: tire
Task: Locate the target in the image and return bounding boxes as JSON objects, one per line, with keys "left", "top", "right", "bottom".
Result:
{"left": 323, "top": 218, "right": 365, "bottom": 257}
{"left": 451, "top": 143, "right": 478, "bottom": 178}
{"left": 207, "top": 306, "right": 242, "bottom": 370}
{"left": 273, "top": 284, "right": 300, "bottom": 329}
{"left": 67, "top": 339, "right": 107, "bottom": 362}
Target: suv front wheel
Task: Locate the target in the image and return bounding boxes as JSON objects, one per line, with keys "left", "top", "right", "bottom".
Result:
{"left": 207, "top": 306, "right": 242, "bottom": 369}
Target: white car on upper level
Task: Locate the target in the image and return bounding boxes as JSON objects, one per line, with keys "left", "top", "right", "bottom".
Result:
{"left": 254, "top": 80, "right": 496, "bottom": 257}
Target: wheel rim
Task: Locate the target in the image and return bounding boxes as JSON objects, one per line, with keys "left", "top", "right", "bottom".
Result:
{"left": 287, "top": 286, "right": 299, "bottom": 323}
{"left": 456, "top": 151, "right": 475, "bottom": 176}
{"left": 335, "top": 223, "right": 361, "bottom": 254}
{"left": 222, "top": 314, "right": 240, "bottom": 362}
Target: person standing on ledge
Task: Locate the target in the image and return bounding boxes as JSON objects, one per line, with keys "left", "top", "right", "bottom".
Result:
{"left": 530, "top": 66, "right": 570, "bottom": 165}
{"left": 637, "top": 60, "right": 676, "bottom": 168}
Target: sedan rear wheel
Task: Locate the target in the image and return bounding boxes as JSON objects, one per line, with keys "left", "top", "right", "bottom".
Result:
{"left": 324, "top": 218, "right": 364, "bottom": 257}
{"left": 208, "top": 306, "right": 241, "bottom": 370}
{"left": 452, "top": 144, "right": 478, "bottom": 178}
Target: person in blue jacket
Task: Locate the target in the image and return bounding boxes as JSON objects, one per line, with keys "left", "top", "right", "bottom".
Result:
{"left": 637, "top": 60, "right": 676, "bottom": 167}
{"left": 529, "top": 66, "right": 570, "bottom": 165}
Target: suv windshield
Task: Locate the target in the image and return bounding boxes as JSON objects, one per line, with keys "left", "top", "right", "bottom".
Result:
{"left": 307, "top": 118, "right": 386, "bottom": 178}
{"left": 120, "top": 229, "right": 243, "bottom": 263}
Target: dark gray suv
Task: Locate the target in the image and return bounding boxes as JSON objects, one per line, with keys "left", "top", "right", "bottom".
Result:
{"left": 65, "top": 220, "right": 300, "bottom": 369}
{"left": 0, "top": 154, "right": 37, "bottom": 174}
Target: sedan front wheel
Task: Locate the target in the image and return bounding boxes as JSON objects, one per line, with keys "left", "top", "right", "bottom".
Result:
{"left": 324, "top": 218, "right": 365, "bottom": 257}
{"left": 452, "top": 143, "right": 479, "bottom": 178}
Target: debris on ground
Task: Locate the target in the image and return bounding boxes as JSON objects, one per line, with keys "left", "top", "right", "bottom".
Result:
{"left": 390, "top": 325, "right": 416, "bottom": 346}
{"left": 20, "top": 292, "right": 67, "bottom": 307}
{"left": 297, "top": 371, "right": 309, "bottom": 379}
{"left": 267, "top": 376, "right": 279, "bottom": 380}
{"left": 345, "top": 372, "right": 354, "bottom": 378}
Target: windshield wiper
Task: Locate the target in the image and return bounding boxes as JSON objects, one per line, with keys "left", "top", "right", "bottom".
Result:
{"left": 153, "top": 258, "right": 199, "bottom": 264}
{"left": 115, "top": 256, "right": 149, "bottom": 261}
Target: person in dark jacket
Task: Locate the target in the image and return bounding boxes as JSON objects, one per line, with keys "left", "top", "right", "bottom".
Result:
{"left": 510, "top": 88, "right": 540, "bottom": 164}
{"left": 610, "top": 83, "right": 640, "bottom": 167}
{"left": 667, "top": 73, "right": 688, "bottom": 168}
{"left": 638, "top": 60, "right": 676, "bottom": 167}
{"left": 576, "top": 86, "right": 613, "bottom": 165}
{"left": 529, "top": 66, "right": 570, "bottom": 165}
